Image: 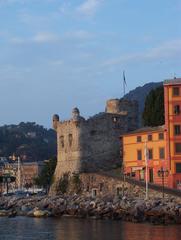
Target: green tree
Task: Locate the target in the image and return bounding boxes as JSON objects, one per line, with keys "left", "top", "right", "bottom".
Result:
{"left": 142, "top": 86, "right": 164, "bottom": 127}
{"left": 71, "top": 174, "right": 82, "bottom": 194}
{"left": 57, "top": 173, "right": 69, "bottom": 194}
{"left": 34, "top": 156, "right": 57, "bottom": 192}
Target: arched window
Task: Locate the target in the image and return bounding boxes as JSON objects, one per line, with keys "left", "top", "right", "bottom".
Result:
{"left": 68, "top": 134, "right": 73, "bottom": 147}
{"left": 59, "top": 135, "right": 64, "bottom": 148}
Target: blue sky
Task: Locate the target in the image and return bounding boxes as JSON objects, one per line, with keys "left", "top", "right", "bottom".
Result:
{"left": 0, "top": 0, "right": 181, "bottom": 127}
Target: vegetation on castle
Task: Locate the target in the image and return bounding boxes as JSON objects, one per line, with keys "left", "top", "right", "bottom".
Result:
{"left": 142, "top": 86, "right": 164, "bottom": 127}
{"left": 56, "top": 173, "right": 82, "bottom": 194}
{"left": 57, "top": 173, "right": 69, "bottom": 194}
{"left": 0, "top": 122, "right": 56, "bottom": 161}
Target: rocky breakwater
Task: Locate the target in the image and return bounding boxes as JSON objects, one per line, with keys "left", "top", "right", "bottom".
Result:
{"left": 0, "top": 195, "right": 181, "bottom": 224}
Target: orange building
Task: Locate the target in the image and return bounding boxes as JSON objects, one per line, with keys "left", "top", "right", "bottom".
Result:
{"left": 122, "top": 78, "right": 181, "bottom": 189}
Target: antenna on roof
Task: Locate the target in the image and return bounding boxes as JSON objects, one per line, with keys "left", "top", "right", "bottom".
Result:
{"left": 174, "top": 73, "right": 177, "bottom": 79}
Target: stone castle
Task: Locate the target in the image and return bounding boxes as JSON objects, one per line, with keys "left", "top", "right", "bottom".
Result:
{"left": 52, "top": 98, "right": 138, "bottom": 186}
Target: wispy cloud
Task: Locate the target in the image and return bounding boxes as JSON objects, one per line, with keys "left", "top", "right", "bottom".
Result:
{"left": 10, "top": 37, "right": 25, "bottom": 44}
{"left": 64, "top": 30, "right": 94, "bottom": 40}
{"left": 10, "top": 30, "right": 94, "bottom": 44}
{"left": 76, "top": 0, "right": 103, "bottom": 16}
{"left": 32, "top": 32, "right": 59, "bottom": 43}
{"left": 49, "top": 59, "right": 64, "bottom": 66}
{"left": 10, "top": 32, "right": 60, "bottom": 44}
{"left": 58, "top": 1, "right": 71, "bottom": 15}
{"left": 102, "top": 39, "right": 181, "bottom": 67}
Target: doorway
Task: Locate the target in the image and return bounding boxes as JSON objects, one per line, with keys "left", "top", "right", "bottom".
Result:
{"left": 149, "top": 168, "right": 154, "bottom": 183}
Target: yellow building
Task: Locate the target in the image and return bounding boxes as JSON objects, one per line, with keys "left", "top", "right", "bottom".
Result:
{"left": 122, "top": 126, "right": 167, "bottom": 186}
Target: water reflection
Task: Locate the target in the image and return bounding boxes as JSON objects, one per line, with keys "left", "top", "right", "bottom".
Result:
{"left": 0, "top": 217, "right": 180, "bottom": 240}
{"left": 122, "top": 222, "right": 180, "bottom": 240}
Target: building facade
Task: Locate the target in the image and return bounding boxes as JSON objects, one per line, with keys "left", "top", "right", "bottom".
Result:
{"left": 0, "top": 159, "right": 44, "bottom": 192}
{"left": 164, "top": 79, "right": 181, "bottom": 188}
{"left": 52, "top": 99, "right": 138, "bottom": 187}
{"left": 122, "top": 78, "right": 181, "bottom": 189}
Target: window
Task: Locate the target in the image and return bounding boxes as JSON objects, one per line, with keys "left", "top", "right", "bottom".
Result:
{"left": 173, "top": 87, "right": 180, "bottom": 96}
{"left": 59, "top": 136, "right": 64, "bottom": 148}
{"left": 137, "top": 150, "right": 142, "bottom": 160}
{"left": 116, "top": 187, "right": 121, "bottom": 196}
{"left": 113, "top": 117, "right": 118, "bottom": 122}
{"left": 92, "top": 189, "right": 97, "bottom": 197}
{"left": 159, "top": 133, "right": 164, "bottom": 140}
{"left": 140, "top": 170, "right": 145, "bottom": 181}
{"left": 159, "top": 147, "right": 165, "bottom": 159}
{"left": 90, "top": 130, "right": 96, "bottom": 136}
{"left": 68, "top": 134, "right": 73, "bottom": 146}
{"left": 175, "top": 143, "right": 181, "bottom": 154}
{"left": 174, "top": 105, "right": 180, "bottom": 115}
{"left": 176, "top": 163, "right": 181, "bottom": 173}
{"left": 148, "top": 149, "right": 153, "bottom": 160}
{"left": 99, "top": 183, "right": 104, "bottom": 192}
{"left": 174, "top": 125, "right": 181, "bottom": 135}
{"left": 148, "top": 134, "right": 152, "bottom": 141}
{"left": 137, "top": 136, "right": 141, "bottom": 142}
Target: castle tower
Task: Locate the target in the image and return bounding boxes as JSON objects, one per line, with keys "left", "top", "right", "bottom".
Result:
{"left": 106, "top": 99, "right": 120, "bottom": 113}
{"left": 52, "top": 114, "right": 59, "bottom": 130}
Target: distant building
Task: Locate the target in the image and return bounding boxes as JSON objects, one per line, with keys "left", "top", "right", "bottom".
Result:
{"left": 122, "top": 78, "right": 181, "bottom": 189}
{"left": 0, "top": 159, "right": 44, "bottom": 191}
{"left": 20, "top": 161, "right": 44, "bottom": 186}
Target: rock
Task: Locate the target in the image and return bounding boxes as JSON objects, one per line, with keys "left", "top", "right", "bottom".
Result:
{"left": 33, "top": 209, "right": 51, "bottom": 218}
{"left": 8, "top": 210, "right": 17, "bottom": 218}
{"left": 0, "top": 210, "right": 10, "bottom": 216}
{"left": 27, "top": 210, "right": 34, "bottom": 217}
{"left": 21, "top": 205, "right": 32, "bottom": 212}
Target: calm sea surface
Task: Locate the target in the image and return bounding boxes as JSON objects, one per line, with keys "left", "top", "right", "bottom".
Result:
{"left": 0, "top": 217, "right": 180, "bottom": 240}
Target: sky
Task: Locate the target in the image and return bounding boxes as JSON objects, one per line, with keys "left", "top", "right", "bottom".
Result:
{"left": 0, "top": 0, "right": 181, "bottom": 128}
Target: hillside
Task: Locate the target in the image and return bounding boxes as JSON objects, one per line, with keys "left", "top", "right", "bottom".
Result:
{"left": 124, "top": 81, "right": 163, "bottom": 126}
{"left": 0, "top": 122, "right": 56, "bottom": 162}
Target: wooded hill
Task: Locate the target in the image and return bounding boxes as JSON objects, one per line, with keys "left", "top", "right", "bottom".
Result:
{"left": 0, "top": 122, "right": 56, "bottom": 162}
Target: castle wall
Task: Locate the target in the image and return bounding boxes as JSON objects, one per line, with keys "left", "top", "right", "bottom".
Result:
{"left": 52, "top": 99, "right": 139, "bottom": 189}
{"left": 79, "top": 113, "right": 128, "bottom": 172}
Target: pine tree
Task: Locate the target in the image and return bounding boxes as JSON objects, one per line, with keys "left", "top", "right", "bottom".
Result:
{"left": 142, "top": 86, "right": 164, "bottom": 126}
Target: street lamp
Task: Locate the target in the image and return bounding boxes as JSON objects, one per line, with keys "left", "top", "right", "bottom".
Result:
{"left": 144, "top": 141, "right": 149, "bottom": 200}
{"left": 157, "top": 167, "right": 169, "bottom": 200}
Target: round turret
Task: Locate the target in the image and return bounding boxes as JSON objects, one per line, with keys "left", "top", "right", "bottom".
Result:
{"left": 72, "top": 107, "right": 85, "bottom": 122}
{"left": 106, "top": 99, "right": 120, "bottom": 113}
{"left": 72, "top": 107, "right": 80, "bottom": 120}
{"left": 52, "top": 114, "right": 59, "bottom": 129}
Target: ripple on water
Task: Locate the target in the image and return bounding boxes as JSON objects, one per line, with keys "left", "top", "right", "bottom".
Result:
{"left": 0, "top": 217, "right": 180, "bottom": 240}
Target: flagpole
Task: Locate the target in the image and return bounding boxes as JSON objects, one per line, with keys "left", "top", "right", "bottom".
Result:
{"left": 123, "top": 71, "right": 126, "bottom": 96}
{"left": 123, "top": 80, "right": 125, "bottom": 96}
{"left": 145, "top": 140, "right": 148, "bottom": 200}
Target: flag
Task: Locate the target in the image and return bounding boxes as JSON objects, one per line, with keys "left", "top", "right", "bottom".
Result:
{"left": 123, "top": 71, "right": 127, "bottom": 86}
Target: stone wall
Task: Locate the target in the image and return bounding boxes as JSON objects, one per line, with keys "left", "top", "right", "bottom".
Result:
{"left": 79, "top": 173, "right": 180, "bottom": 200}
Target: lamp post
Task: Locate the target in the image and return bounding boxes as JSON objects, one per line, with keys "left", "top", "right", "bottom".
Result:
{"left": 17, "top": 156, "right": 21, "bottom": 190}
{"left": 144, "top": 141, "right": 149, "bottom": 200}
{"left": 157, "top": 167, "right": 169, "bottom": 200}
